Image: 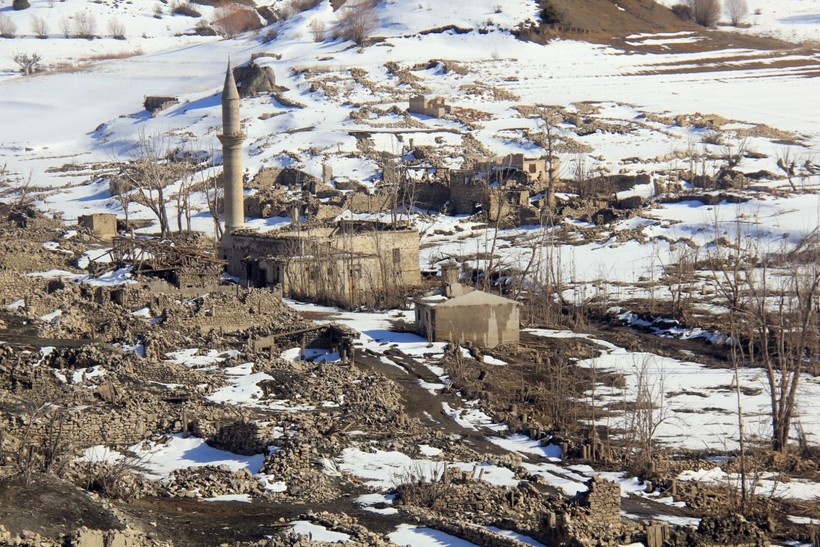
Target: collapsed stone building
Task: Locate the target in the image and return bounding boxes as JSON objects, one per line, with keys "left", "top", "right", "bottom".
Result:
{"left": 408, "top": 94, "right": 452, "bottom": 118}
{"left": 225, "top": 220, "right": 421, "bottom": 308}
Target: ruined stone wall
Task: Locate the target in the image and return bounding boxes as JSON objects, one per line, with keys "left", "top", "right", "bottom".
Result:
{"left": 579, "top": 475, "right": 621, "bottom": 525}
{"left": 0, "top": 525, "right": 172, "bottom": 547}
{"left": 450, "top": 173, "right": 489, "bottom": 215}
{"left": 344, "top": 192, "right": 392, "bottom": 214}
{"left": 281, "top": 253, "right": 384, "bottom": 309}
{"left": 403, "top": 507, "right": 537, "bottom": 547}
{"left": 408, "top": 95, "right": 450, "bottom": 118}
{"left": 3, "top": 405, "right": 164, "bottom": 449}
{"left": 409, "top": 181, "right": 451, "bottom": 212}
{"left": 3, "top": 398, "right": 262, "bottom": 451}
{"left": 333, "top": 229, "right": 421, "bottom": 286}
{"left": 77, "top": 214, "right": 117, "bottom": 239}
{"left": 0, "top": 270, "right": 43, "bottom": 304}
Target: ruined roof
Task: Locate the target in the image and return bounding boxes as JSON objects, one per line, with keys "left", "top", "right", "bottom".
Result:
{"left": 426, "top": 289, "right": 518, "bottom": 308}
{"left": 233, "top": 219, "right": 417, "bottom": 239}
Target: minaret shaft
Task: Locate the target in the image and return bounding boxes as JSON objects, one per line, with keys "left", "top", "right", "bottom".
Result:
{"left": 220, "top": 64, "right": 244, "bottom": 235}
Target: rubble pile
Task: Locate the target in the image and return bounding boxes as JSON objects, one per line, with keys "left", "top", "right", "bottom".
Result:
{"left": 261, "top": 512, "right": 393, "bottom": 546}
{"left": 160, "top": 465, "right": 263, "bottom": 499}
{"left": 0, "top": 525, "right": 172, "bottom": 547}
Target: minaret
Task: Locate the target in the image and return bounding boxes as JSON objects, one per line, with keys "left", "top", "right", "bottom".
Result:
{"left": 219, "top": 63, "right": 245, "bottom": 237}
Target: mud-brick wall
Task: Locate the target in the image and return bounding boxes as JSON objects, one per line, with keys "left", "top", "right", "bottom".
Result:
{"left": 450, "top": 177, "right": 489, "bottom": 215}
{"left": 411, "top": 181, "right": 451, "bottom": 212}
{"left": 341, "top": 229, "right": 421, "bottom": 286}
{"left": 345, "top": 192, "right": 392, "bottom": 214}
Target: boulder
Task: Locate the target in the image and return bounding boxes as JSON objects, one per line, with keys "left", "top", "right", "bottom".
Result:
{"left": 233, "top": 62, "right": 276, "bottom": 98}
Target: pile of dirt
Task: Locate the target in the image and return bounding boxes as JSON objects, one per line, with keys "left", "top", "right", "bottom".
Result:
{"left": 0, "top": 474, "right": 126, "bottom": 537}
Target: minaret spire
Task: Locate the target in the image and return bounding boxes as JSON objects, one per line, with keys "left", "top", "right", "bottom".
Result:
{"left": 219, "top": 61, "right": 245, "bottom": 239}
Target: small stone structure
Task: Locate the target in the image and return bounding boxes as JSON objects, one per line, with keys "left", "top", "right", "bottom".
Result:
{"left": 415, "top": 265, "right": 519, "bottom": 348}
{"left": 408, "top": 94, "right": 452, "bottom": 118}
{"left": 77, "top": 213, "right": 117, "bottom": 239}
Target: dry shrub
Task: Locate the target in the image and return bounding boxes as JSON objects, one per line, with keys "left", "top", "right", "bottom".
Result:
{"left": 172, "top": 2, "right": 202, "bottom": 17}
{"left": 212, "top": 1, "right": 263, "bottom": 37}
{"left": 687, "top": 0, "right": 721, "bottom": 27}
{"left": 80, "top": 48, "right": 143, "bottom": 61}
{"left": 309, "top": 18, "right": 326, "bottom": 41}
{"left": 73, "top": 10, "right": 97, "bottom": 38}
{"left": 725, "top": 0, "right": 748, "bottom": 26}
{"left": 0, "top": 13, "right": 17, "bottom": 38}
{"left": 30, "top": 14, "right": 48, "bottom": 38}
{"left": 12, "top": 51, "right": 41, "bottom": 74}
{"left": 332, "top": 0, "right": 378, "bottom": 45}
{"left": 108, "top": 18, "right": 126, "bottom": 39}
{"left": 670, "top": 3, "right": 693, "bottom": 21}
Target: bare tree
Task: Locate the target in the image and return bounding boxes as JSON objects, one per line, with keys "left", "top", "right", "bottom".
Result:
{"left": 173, "top": 165, "right": 195, "bottom": 233}
{"left": 12, "top": 51, "right": 41, "bottom": 75}
{"left": 332, "top": 0, "right": 378, "bottom": 45}
{"left": 30, "top": 14, "right": 48, "bottom": 38}
{"left": 725, "top": 0, "right": 748, "bottom": 26}
{"left": 204, "top": 168, "right": 223, "bottom": 240}
{"left": 120, "top": 131, "right": 191, "bottom": 237}
{"left": 536, "top": 106, "right": 562, "bottom": 222}
{"left": 622, "top": 355, "right": 671, "bottom": 473}
{"left": 709, "top": 220, "right": 820, "bottom": 453}
{"left": 687, "top": 0, "right": 721, "bottom": 27}
{"left": 0, "top": 13, "right": 17, "bottom": 38}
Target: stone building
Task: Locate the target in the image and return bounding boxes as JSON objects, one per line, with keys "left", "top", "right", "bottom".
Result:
{"left": 408, "top": 95, "right": 452, "bottom": 118}
{"left": 77, "top": 213, "right": 117, "bottom": 239}
{"left": 475, "top": 153, "right": 559, "bottom": 185}
{"left": 449, "top": 170, "right": 535, "bottom": 224}
{"left": 415, "top": 265, "right": 519, "bottom": 348}
{"left": 225, "top": 220, "right": 421, "bottom": 308}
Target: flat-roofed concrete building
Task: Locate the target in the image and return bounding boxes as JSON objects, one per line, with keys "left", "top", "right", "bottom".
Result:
{"left": 415, "top": 267, "right": 519, "bottom": 348}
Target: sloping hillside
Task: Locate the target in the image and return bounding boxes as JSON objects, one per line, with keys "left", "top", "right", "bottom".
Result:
{"left": 518, "top": 0, "right": 794, "bottom": 50}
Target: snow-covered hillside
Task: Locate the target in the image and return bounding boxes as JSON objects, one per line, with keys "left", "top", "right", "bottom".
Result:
{"left": 0, "top": 0, "right": 817, "bottom": 273}
{"left": 653, "top": 0, "right": 820, "bottom": 44}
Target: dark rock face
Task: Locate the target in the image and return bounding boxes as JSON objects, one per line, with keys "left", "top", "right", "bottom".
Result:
{"left": 13, "top": 0, "right": 30, "bottom": 10}
{"left": 143, "top": 96, "right": 179, "bottom": 115}
{"left": 233, "top": 62, "right": 276, "bottom": 98}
